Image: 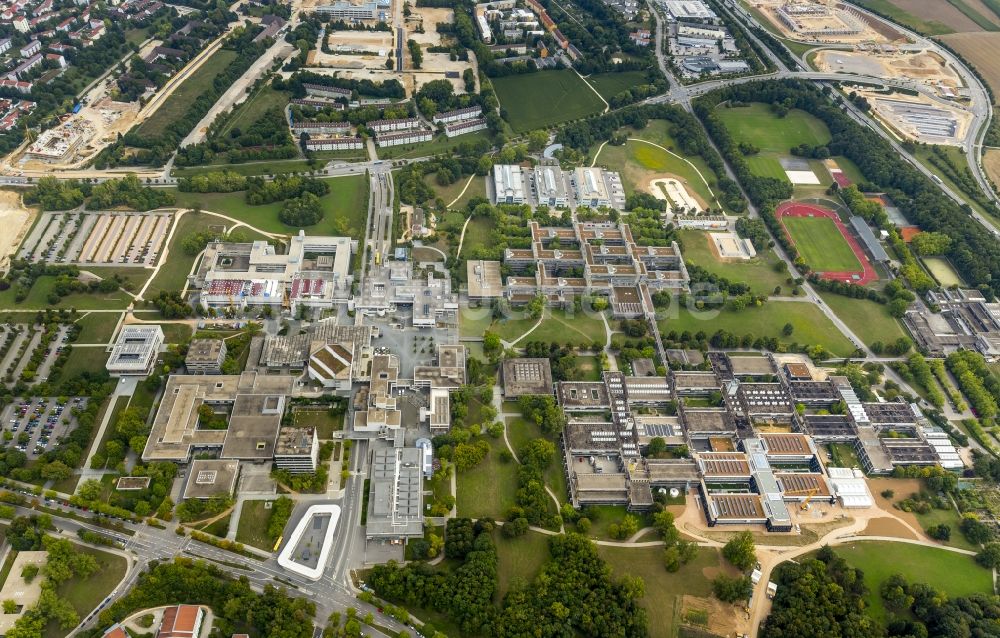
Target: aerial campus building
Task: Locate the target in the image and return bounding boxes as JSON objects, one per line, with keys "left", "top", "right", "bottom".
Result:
{"left": 192, "top": 232, "right": 357, "bottom": 315}
{"left": 549, "top": 351, "right": 961, "bottom": 530}
{"left": 502, "top": 220, "right": 690, "bottom": 318}
{"left": 490, "top": 164, "right": 627, "bottom": 211}
{"left": 106, "top": 326, "right": 164, "bottom": 377}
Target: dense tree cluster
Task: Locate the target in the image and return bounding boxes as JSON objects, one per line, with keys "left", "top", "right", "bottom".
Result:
{"left": 87, "top": 175, "right": 175, "bottom": 211}
{"left": 247, "top": 174, "right": 329, "bottom": 205}
{"left": 517, "top": 395, "right": 567, "bottom": 436}
{"left": 878, "top": 572, "right": 1000, "bottom": 638}
{"left": 23, "top": 177, "right": 86, "bottom": 211}
{"left": 177, "top": 106, "right": 296, "bottom": 166}
{"left": 946, "top": 350, "right": 1000, "bottom": 422}
{"left": 177, "top": 171, "right": 249, "bottom": 193}
{"left": 278, "top": 192, "right": 324, "bottom": 227}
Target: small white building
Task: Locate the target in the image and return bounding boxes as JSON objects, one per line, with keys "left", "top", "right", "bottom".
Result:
{"left": 106, "top": 326, "right": 163, "bottom": 377}
{"left": 432, "top": 106, "right": 483, "bottom": 125}
{"left": 274, "top": 427, "right": 319, "bottom": 474}
{"left": 445, "top": 117, "right": 488, "bottom": 138}
{"left": 375, "top": 129, "right": 432, "bottom": 147}
{"left": 306, "top": 137, "right": 364, "bottom": 151}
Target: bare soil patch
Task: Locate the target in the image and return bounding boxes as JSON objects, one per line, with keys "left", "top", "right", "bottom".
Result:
{"left": 680, "top": 595, "right": 745, "bottom": 637}
{"left": 0, "top": 190, "right": 34, "bottom": 272}
{"left": 863, "top": 516, "right": 920, "bottom": 539}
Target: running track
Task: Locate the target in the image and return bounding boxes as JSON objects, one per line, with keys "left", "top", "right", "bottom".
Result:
{"left": 775, "top": 201, "right": 877, "bottom": 285}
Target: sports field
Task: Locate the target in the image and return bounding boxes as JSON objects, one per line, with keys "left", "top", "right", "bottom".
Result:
{"left": 776, "top": 202, "right": 876, "bottom": 284}
{"left": 492, "top": 69, "right": 605, "bottom": 132}
{"left": 782, "top": 216, "right": 861, "bottom": 272}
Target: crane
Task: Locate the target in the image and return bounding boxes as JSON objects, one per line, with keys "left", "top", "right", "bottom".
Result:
{"left": 784, "top": 487, "right": 820, "bottom": 511}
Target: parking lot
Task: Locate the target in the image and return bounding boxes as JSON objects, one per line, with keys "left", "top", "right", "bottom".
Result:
{"left": 1, "top": 397, "right": 88, "bottom": 459}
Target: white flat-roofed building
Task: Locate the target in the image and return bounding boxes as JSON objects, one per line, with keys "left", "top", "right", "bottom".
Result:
{"left": 575, "top": 166, "right": 615, "bottom": 208}
{"left": 274, "top": 426, "right": 319, "bottom": 473}
{"left": 534, "top": 165, "right": 570, "bottom": 207}
{"left": 661, "top": 0, "right": 717, "bottom": 22}
{"left": 194, "top": 232, "right": 357, "bottom": 314}
{"left": 369, "top": 117, "right": 422, "bottom": 133}
{"left": 185, "top": 338, "right": 227, "bottom": 374}
{"left": 303, "top": 83, "right": 351, "bottom": 99}
{"left": 305, "top": 136, "right": 364, "bottom": 151}
{"left": 432, "top": 106, "right": 483, "bottom": 124}
{"left": 444, "top": 117, "right": 488, "bottom": 137}
{"left": 492, "top": 163, "right": 525, "bottom": 204}
{"left": 376, "top": 129, "right": 432, "bottom": 147}
{"left": 315, "top": 1, "right": 377, "bottom": 20}
{"left": 291, "top": 121, "right": 351, "bottom": 135}
{"left": 106, "top": 325, "right": 163, "bottom": 376}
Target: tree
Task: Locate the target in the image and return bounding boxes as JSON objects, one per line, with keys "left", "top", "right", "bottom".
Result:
{"left": 2, "top": 600, "right": 17, "bottom": 614}
{"left": 960, "top": 514, "right": 993, "bottom": 545}
{"left": 722, "top": 531, "right": 756, "bottom": 571}
{"left": 782, "top": 322, "right": 793, "bottom": 336}
{"left": 976, "top": 541, "right": 1000, "bottom": 568}
{"left": 645, "top": 437, "right": 666, "bottom": 457}
{"left": 712, "top": 575, "right": 752, "bottom": 603}
{"left": 926, "top": 524, "right": 950, "bottom": 541}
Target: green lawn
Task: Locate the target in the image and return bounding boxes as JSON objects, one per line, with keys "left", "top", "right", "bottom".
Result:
{"left": 492, "top": 70, "right": 605, "bottom": 133}
{"left": 219, "top": 85, "right": 290, "bottom": 137}
{"left": 136, "top": 49, "right": 238, "bottom": 139}
{"left": 581, "top": 504, "right": 649, "bottom": 541}
{"left": 143, "top": 212, "right": 229, "bottom": 298}
{"left": 818, "top": 293, "right": 906, "bottom": 347}
{"left": 923, "top": 256, "right": 966, "bottom": 287}
{"left": 716, "top": 103, "right": 831, "bottom": 153}
{"left": 82, "top": 267, "right": 153, "bottom": 293}
{"left": 236, "top": 500, "right": 279, "bottom": 551}
{"left": 425, "top": 174, "right": 487, "bottom": 210}
{"left": 505, "top": 416, "right": 567, "bottom": 505}
{"left": 586, "top": 71, "right": 654, "bottom": 101}
{"left": 456, "top": 435, "right": 519, "bottom": 519}
{"left": 825, "top": 442, "right": 862, "bottom": 470}
{"left": 0, "top": 276, "right": 132, "bottom": 310}
{"left": 678, "top": 229, "right": 788, "bottom": 295}
{"left": 458, "top": 216, "right": 495, "bottom": 258}
{"left": 521, "top": 308, "right": 607, "bottom": 347}
{"left": 495, "top": 529, "right": 551, "bottom": 601}
{"left": 745, "top": 155, "right": 788, "bottom": 181}
{"left": 290, "top": 408, "right": 344, "bottom": 439}
{"left": 573, "top": 355, "right": 602, "bottom": 382}
{"left": 74, "top": 311, "right": 123, "bottom": 343}
{"left": 658, "top": 302, "right": 855, "bottom": 356}
{"left": 597, "top": 545, "right": 722, "bottom": 638}
{"left": 459, "top": 303, "right": 494, "bottom": 338}
{"left": 833, "top": 542, "right": 993, "bottom": 623}
{"left": 594, "top": 137, "right": 722, "bottom": 211}
{"left": 377, "top": 131, "right": 492, "bottom": 160}
{"left": 913, "top": 506, "right": 980, "bottom": 552}
{"left": 170, "top": 174, "right": 368, "bottom": 239}
{"left": 44, "top": 545, "right": 127, "bottom": 638}
{"left": 782, "top": 216, "right": 862, "bottom": 272}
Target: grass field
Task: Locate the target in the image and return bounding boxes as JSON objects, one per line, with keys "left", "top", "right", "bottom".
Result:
{"left": 495, "top": 530, "right": 551, "bottom": 601}
{"left": 745, "top": 155, "right": 788, "bottom": 180}
{"left": 0, "top": 276, "right": 132, "bottom": 311}
{"left": 586, "top": 71, "right": 653, "bottom": 101}
{"left": 594, "top": 141, "right": 720, "bottom": 210}
{"left": 818, "top": 292, "right": 906, "bottom": 346}
{"left": 425, "top": 174, "right": 486, "bottom": 209}
{"left": 677, "top": 230, "right": 788, "bottom": 295}
{"left": 597, "top": 545, "right": 722, "bottom": 638}
{"left": 45, "top": 545, "right": 127, "bottom": 638}
{"left": 290, "top": 408, "right": 344, "bottom": 439}
{"left": 459, "top": 217, "right": 496, "bottom": 258}
{"left": 782, "top": 216, "right": 862, "bottom": 272}
{"left": 492, "top": 69, "right": 605, "bottom": 133}
{"left": 658, "top": 302, "right": 855, "bottom": 356}
{"left": 236, "top": 500, "right": 278, "bottom": 551}
{"left": 136, "top": 49, "right": 238, "bottom": 139}
{"left": 486, "top": 307, "right": 607, "bottom": 346}
{"left": 505, "top": 415, "right": 568, "bottom": 505}
{"left": 851, "top": 0, "right": 956, "bottom": 34}
{"left": 171, "top": 174, "right": 368, "bottom": 239}
{"left": 716, "top": 103, "right": 830, "bottom": 153}
{"left": 923, "top": 256, "right": 966, "bottom": 286}
{"left": 378, "top": 131, "right": 492, "bottom": 160}
{"left": 83, "top": 266, "right": 153, "bottom": 293}
{"left": 144, "top": 212, "right": 232, "bottom": 298}
{"left": 456, "top": 435, "right": 518, "bottom": 519}
{"left": 833, "top": 542, "right": 993, "bottom": 622}
{"left": 75, "top": 312, "right": 121, "bottom": 343}
{"left": 219, "top": 84, "right": 290, "bottom": 137}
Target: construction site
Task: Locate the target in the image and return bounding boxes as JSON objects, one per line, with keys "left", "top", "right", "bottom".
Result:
{"left": 751, "top": 0, "right": 892, "bottom": 43}
{"left": 18, "top": 211, "right": 173, "bottom": 267}
{"left": 306, "top": 4, "right": 475, "bottom": 95}
{"left": 813, "top": 48, "right": 965, "bottom": 100}
{"left": 851, "top": 87, "right": 972, "bottom": 145}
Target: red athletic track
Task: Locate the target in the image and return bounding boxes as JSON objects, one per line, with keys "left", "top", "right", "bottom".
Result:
{"left": 830, "top": 170, "right": 851, "bottom": 189}
{"left": 775, "top": 201, "right": 877, "bottom": 285}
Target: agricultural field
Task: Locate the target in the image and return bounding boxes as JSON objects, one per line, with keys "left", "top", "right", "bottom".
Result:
{"left": 136, "top": 49, "right": 238, "bottom": 140}
{"left": 833, "top": 542, "right": 993, "bottom": 622}
{"left": 657, "top": 302, "right": 856, "bottom": 356}
{"left": 491, "top": 69, "right": 605, "bottom": 133}
{"left": 781, "top": 216, "right": 862, "bottom": 272}
{"left": 853, "top": 0, "right": 959, "bottom": 35}
{"left": 941, "top": 31, "right": 1000, "bottom": 97}
{"left": 677, "top": 230, "right": 788, "bottom": 295}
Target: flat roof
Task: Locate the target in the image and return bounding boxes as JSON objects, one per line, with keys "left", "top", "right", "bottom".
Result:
{"left": 557, "top": 381, "right": 610, "bottom": 409}
{"left": 182, "top": 459, "right": 239, "bottom": 499}
{"left": 185, "top": 338, "right": 225, "bottom": 364}
{"left": 502, "top": 358, "right": 554, "bottom": 397}
{"left": 760, "top": 433, "right": 813, "bottom": 456}
{"left": 467, "top": 260, "right": 503, "bottom": 298}
{"left": 729, "top": 355, "right": 776, "bottom": 376}
{"left": 367, "top": 447, "right": 424, "bottom": 537}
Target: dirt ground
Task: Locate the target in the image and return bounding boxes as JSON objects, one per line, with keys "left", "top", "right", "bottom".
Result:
{"left": 0, "top": 190, "right": 34, "bottom": 273}
{"left": 680, "top": 595, "right": 746, "bottom": 637}
{"left": 753, "top": 0, "right": 888, "bottom": 43}
{"left": 867, "top": 477, "right": 928, "bottom": 534}
{"left": 856, "top": 88, "right": 972, "bottom": 145}
{"left": 863, "top": 516, "right": 920, "bottom": 539}
{"left": 813, "top": 49, "right": 960, "bottom": 95}
{"left": 940, "top": 32, "right": 1000, "bottom": 99}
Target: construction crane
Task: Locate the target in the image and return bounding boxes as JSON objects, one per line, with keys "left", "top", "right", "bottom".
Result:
{"left": 784, "top": 487, "right": 820, "bottom": 511}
